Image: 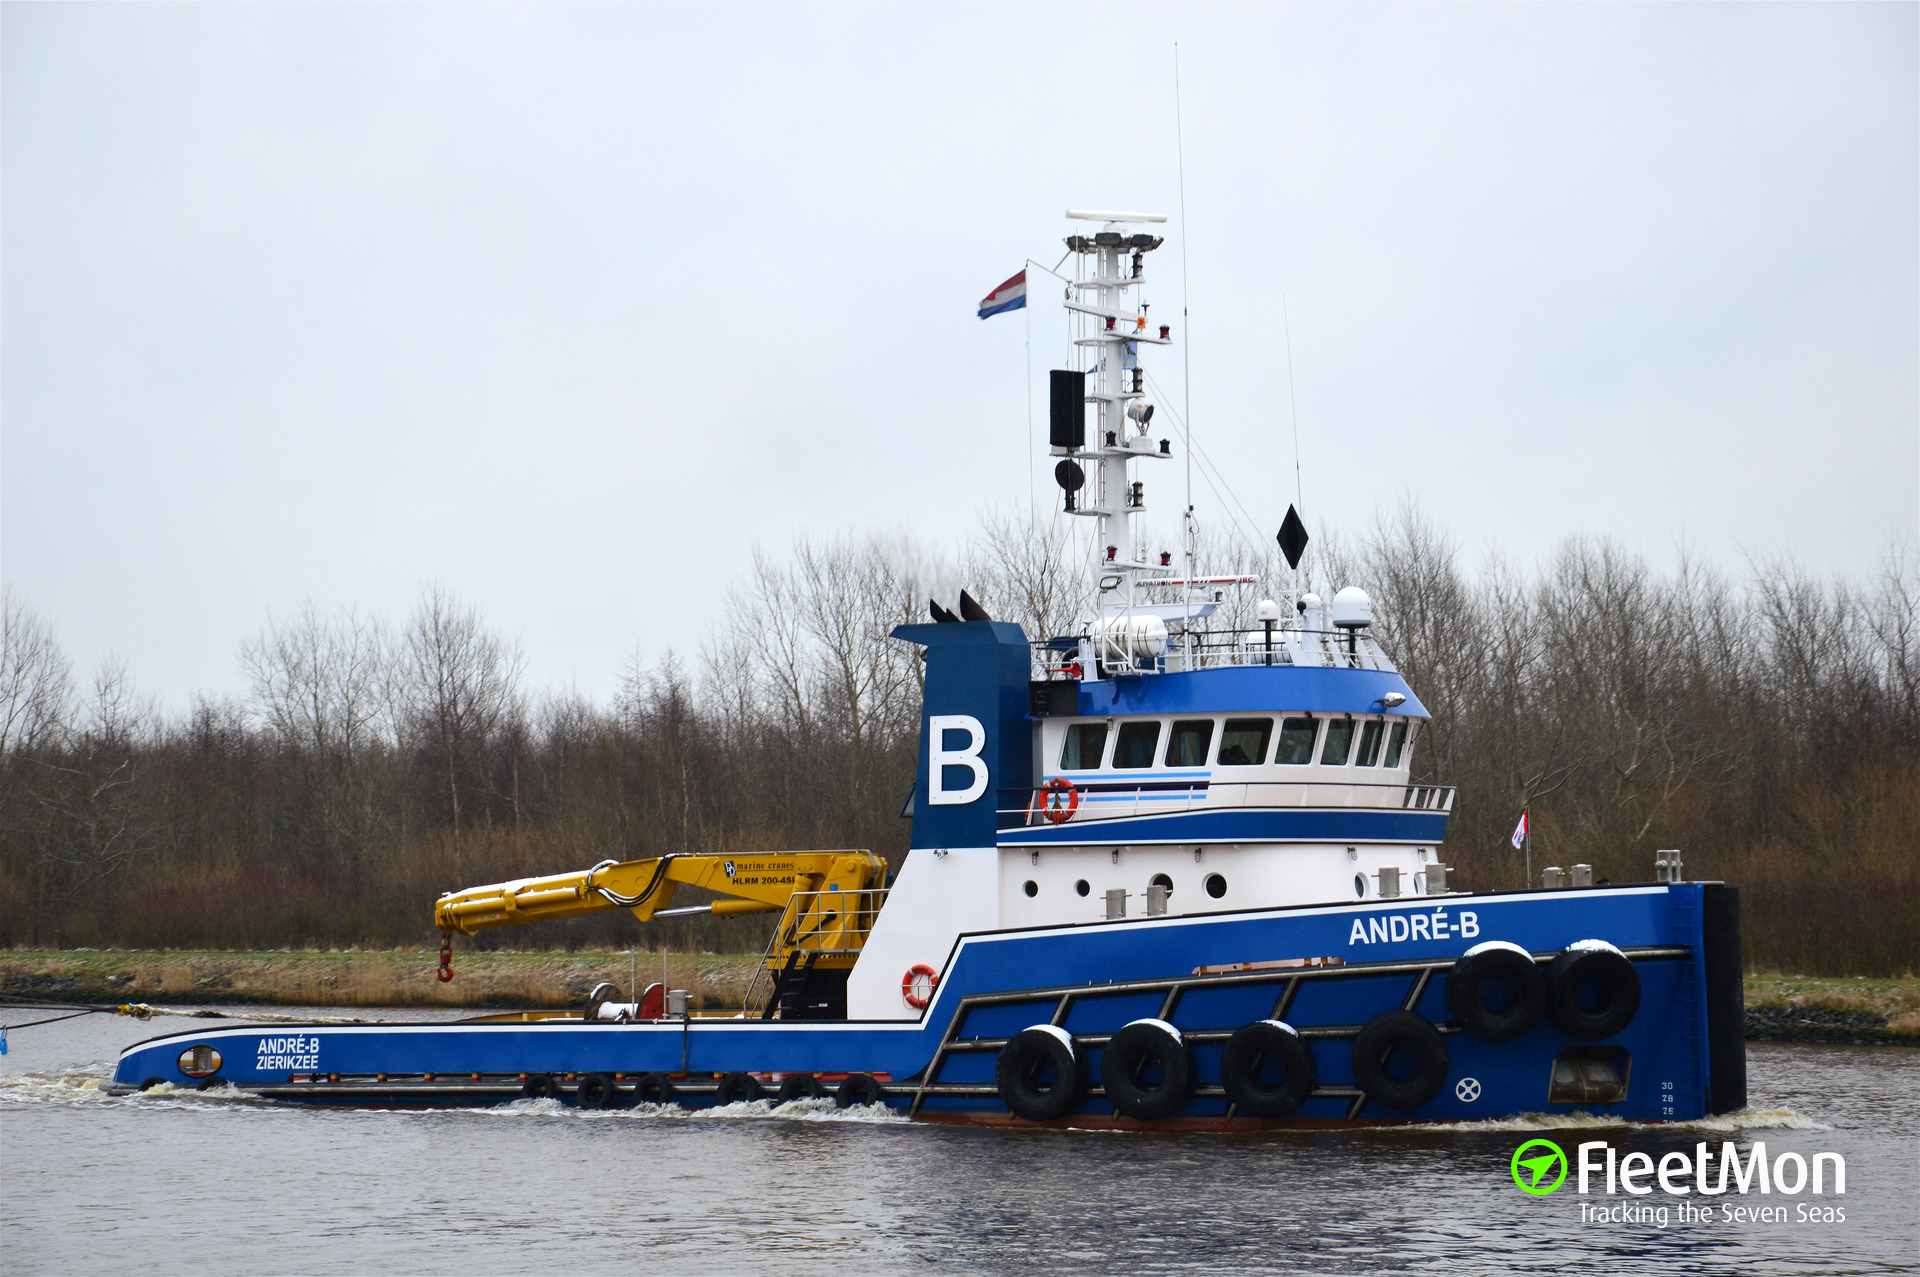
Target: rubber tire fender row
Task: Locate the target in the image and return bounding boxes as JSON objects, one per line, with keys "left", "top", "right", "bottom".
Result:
{"left": 1350, "top": 1011, "right": 1449, "bottom": 1111}
{"left": 576, "top": 1072, "right": 619, "bottom": 1110}
{"left": 713, "top": 1071, "right": 764, "bottom": 1107}
{"left": 1447, "top": 944, "right": 1548, "bottom": 1042}
{"left": 775, "top": 1074, "right": 826, "bottom": 1105}
{"left": 1100, "top": 1019, "right": 1194, "bottom": 1121}
{"left": 1220, "top": 1020, "right": 1317, "bottom": 1118}
{"left": 835, "top": 1073, "right": 886, "bottom": 1109}
{"left": 995, "top": 1026, "right": 1088, "bottom": 1122}
{"left": 1546, "top": 944, "right": 1641, "bottom": 1041}
{"left": 632, "top": 1072, "right": 677, "bottom": 1106}
{"left": 520, "top": 1072, "right": 559, "bottom": 1100}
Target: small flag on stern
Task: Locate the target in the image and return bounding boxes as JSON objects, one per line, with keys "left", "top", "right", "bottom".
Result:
{"left": 978, "top": 269, "right": 1027, "bottom": 319}
{"left": 1511, "top": 809, "right": 1529, "bottom": 850}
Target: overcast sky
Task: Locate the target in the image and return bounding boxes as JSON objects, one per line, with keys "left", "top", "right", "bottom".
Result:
{"left": 4, "top": 2, "right": 1915, "bottom": 710}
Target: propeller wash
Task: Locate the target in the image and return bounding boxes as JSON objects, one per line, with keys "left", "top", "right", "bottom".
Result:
{"left": 108, "top": 212, "right": 1746, "bottom": 1128}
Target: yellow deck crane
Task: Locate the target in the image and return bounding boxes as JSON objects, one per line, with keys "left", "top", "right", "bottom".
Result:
{"left": 433, "top": 849, "right": 889, "bottom": 1020}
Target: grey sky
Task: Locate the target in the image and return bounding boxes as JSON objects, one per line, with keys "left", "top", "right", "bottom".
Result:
{"left": 4, "top": 2, "right": 1915, "bottom": 710}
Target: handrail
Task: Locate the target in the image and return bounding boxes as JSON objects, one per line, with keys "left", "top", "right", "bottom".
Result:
{"left": 742, "top": 887, "right": 890, "bottom": 1018}
{"left": 1007, "top": 780, "right": 1456, "bottom": 826}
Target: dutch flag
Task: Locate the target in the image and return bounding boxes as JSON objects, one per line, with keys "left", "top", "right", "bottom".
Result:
{"left": 1511, "top": 809, "right": 1529, "bottom": 850}
{"left": 977, "top": 269, "right": 1027, "bottom": 320}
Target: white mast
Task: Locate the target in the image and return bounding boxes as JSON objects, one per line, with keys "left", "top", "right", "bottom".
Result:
{"left": 1058, "top": 210, "right": 1171, "bottom": 624}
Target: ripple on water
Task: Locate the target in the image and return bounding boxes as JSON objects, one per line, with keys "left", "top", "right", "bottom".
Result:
{"left": 467, "top": 1095, "right": 908, "bottom": 1124}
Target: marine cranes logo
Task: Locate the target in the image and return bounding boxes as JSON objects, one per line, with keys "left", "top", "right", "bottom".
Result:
{"left": 1511, "top": 1140, "right": 1569, "bottom": 1195}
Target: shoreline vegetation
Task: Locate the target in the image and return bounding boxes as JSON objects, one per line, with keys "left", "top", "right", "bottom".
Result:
{"left": 3, "top": 950, "right": 1915, "bottom": 1044}
{"left": 3, "top": 520, "right": 1916, "bottom": 973}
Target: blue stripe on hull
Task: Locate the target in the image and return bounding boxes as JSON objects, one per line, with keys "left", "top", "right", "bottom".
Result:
{"left": 998, "top": 806, "right": 1451, "bottom": 845}
{"left": 112, "top": 884, "right": 1718, "bottom": 1125}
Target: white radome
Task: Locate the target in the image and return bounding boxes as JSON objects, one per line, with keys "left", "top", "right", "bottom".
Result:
{"left": 1332, "top": 586, "right": 1374, "bottom": 629}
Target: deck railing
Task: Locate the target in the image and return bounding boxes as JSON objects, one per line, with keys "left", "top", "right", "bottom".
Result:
{"left": 741, "top": 887, "right": 889, "bottom": 1018}
{"left": 1005, "top": 780, "right": 1455, "bottom": 828}
{"left": 1048, "top": 626, "right": 1396, "bottom": 678}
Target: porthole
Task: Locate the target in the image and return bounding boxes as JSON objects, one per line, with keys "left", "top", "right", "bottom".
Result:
{"left": 1075, "top": 879, "right": 1090, "bottom": 897}
{"left": 1204, "top": 873, "right": 1227, "bottom": 899}
{"left": 1149, "top": 873, "right": 1173, "bottom": 895}
{"left": 1023, "top": 879, "right": 1038, "bottom": 898}
{"left": 178, "top": 1045, "right": 222, "bottom": 1078}
{"left": 1354, "top": 873, "right": 1367, "bottom": 899}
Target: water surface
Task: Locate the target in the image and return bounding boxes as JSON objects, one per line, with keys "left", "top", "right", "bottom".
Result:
{"left": 2, "top": 1009, "right": 1912, "bottom": 1274}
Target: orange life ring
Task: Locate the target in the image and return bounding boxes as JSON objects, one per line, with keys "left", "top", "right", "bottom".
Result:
{"left": 1042, "top": 776, "right": 1080, "bottom": 825}
{"left": 902, "top": 964, "right": 939, "bottom": 1010}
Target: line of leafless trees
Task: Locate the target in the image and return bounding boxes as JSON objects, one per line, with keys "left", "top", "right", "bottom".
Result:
{"left": 2, "top": 509, "right": 1914, "bottom": 973}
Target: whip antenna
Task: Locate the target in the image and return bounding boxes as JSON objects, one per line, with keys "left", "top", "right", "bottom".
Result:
{"left": 1175, "top": 44, "right": 1195, "bottom": 601}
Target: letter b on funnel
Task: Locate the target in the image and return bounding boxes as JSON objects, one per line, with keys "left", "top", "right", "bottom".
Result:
{"left": 929, "top": 715, "right": 988, "bottom": 805}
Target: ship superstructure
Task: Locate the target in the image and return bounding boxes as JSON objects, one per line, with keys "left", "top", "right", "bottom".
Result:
{"left": 846, "top": 211, "right": 1449, "bottom": 1020}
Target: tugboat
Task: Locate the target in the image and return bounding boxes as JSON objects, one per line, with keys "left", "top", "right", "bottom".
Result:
{"left": 109, "top": 211, "right": 1747, "bottom": 1127}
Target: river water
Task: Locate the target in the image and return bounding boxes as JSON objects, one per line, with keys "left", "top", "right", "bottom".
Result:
{"left": 1, "top": 1008, "right": 1913, "bottom": 1275}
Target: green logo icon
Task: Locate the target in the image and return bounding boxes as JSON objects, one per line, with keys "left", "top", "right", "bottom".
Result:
{"left": 1511, "top": 1140, "right": 1569, "bottom": 1195}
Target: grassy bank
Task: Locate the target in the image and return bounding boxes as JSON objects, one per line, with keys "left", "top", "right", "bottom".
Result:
{"left": 5, "top": 952, "right": 1916, "bottom": 1042}
{"left": 1744, "top": 974, "right": 1920, "bottom": 1043}
{"left": 0, "top": 948, "right": 762, "bottom": 1010}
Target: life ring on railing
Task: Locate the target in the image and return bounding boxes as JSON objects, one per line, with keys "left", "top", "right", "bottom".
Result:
{"left": 1042, "top": 777, "right": 1080, "bottom": 825}
{"left": 902, "top": 964, "right": 939, "bottom": 1010}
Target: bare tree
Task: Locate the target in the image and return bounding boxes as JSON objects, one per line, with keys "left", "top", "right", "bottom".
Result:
{"left": 0, "top": 589, "right": 72, "bottom": 755}
{"left": 398, "top": 586, "right": 526, "bottom": 841}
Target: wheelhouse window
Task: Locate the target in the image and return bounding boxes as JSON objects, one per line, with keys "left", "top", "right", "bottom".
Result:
{"left": 1383, "top": 721, "right": 1409, "bottom": 768}
{"left": 1321, "top": 718, "right": 1356, "bottom": 766}
{"left": 1113, "top": 720, "right": 1162, "bottom": 769}
{"left": 1060, "top": 722, "right": 1109, "bottom": 771}
{"left": 1217, "top": 718, "right": 1273, "bottom": 766}
{"left": 1356, "top": 720, "right": 1384, "bottom": 767}
{"left": 1274, "top": 717, "right": 1318, "bottom": 766}
{"left": 1165, "top": 720, "right": 1215, "bottom": 767}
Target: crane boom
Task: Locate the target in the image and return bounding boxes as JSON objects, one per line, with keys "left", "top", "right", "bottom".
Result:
{"left": 434, "top": 849, "right": 886, "bottom": 935}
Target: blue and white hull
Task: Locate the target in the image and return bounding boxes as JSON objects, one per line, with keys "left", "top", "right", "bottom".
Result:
{"left": 109, "top": 881, "right": 1746, "bottom": 1126}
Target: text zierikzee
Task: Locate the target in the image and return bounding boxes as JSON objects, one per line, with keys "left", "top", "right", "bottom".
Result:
{"left": 256, "top": 1035, "right": 320, "bottom": 1071}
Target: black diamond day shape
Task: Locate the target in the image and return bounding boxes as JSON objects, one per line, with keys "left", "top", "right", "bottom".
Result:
{"left": 1277, "top": 504, "right": 1309, "bottom": 569}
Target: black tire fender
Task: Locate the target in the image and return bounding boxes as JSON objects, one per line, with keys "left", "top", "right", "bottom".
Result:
{"left": 520, "top": 1072, "right": 559, "bottom": 1100}
{"left": 1351, "top": 1011, "right": 1449, "bottom": 1111}
{"left": 995, "top": 1025, "right": 1087, "bottom": 1121}
{"left": 1099, "top": 1018, "right": 1193, "bottom": 1121}
{"left": 1447, "top": 941, "right": 1548, "bottom": 1042}
{"left": 775, "top": 1074, "right": 826, "bottom": 1105}
{"left": 139, "top": 1077, "right": 167, "bottom": 1092}
{"left": 632, "top": 1072, "right": 677, "bottom": 1105}
{"left": 835, "top": 1073, "right": 885, "bottom": 1109}
{"left": 577, "top": 1072, "right": 618, "bottom": 1109}
{"left": 1546, "top": 942, "right": 1641, "bottom": 1040}
{"left": 713, "top": 1071, "right": 764, "bottom": 1106}
{"left": 1220, "top": 1019, "right": 1317, "bottom": 1118}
